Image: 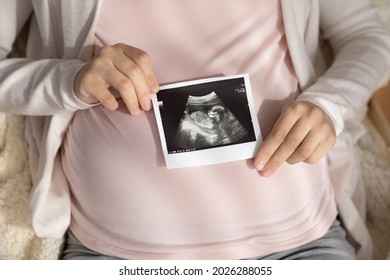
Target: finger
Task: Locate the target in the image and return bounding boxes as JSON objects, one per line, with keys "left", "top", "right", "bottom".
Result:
{"left": 259, "top": 120, "right": 311, "bottom": 177}
{"left": 103, "top": 67, "right": 141, "bottom": 115}
{"left": 122, "top": 46, "right": 160, "bottom": 94}
{"left": 254, "top": 108, "right": 299, "bottom": 171}
{"left": 286, "top": 131, "right": 319, "bottom": 164}
{"left": 87, "top": 78, "right": 119, "bottom": 111}
{"left": 145, "top": 71, "right": 160, "bottom": 94}
{"left": 304, "top": 136, "right": 336, "bottom": 164}
{"left": 112, "top": 58, "right": 152, "bottom": 113}
{"left": 304, "top": 144, "right": 326, "bottom": 164}
{"left": 287, "top": 122, "right": 336, "bottom": 165}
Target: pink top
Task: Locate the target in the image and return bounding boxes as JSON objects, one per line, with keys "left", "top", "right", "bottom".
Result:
{"left": 61, "top": 0, "right": 337, "bottom": 259}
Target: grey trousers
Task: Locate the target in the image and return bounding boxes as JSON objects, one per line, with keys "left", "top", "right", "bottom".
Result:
{"left": 60, "top": 218, "right": 356, "bottom": 260}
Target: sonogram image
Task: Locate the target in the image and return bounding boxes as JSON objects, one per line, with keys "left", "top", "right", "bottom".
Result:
{"left": 156, "top": 76, "right": 257, "bottom": 154}
{"left": 173, "top": 92, "right": 248, "bottom": 150}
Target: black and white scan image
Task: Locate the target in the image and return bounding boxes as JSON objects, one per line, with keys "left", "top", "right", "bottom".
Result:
{"left": 173, "top": 92, "right": 249, "bottom": 151}
{"left": 152, "top": 74, "right": 261, "bottom": 168}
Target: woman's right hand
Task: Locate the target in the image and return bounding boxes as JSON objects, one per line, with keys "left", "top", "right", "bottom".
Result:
{"left": 73, "top": 43, "right": 160, "bottom": 115}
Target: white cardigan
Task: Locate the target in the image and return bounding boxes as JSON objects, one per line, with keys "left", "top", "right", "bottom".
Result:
{"left": 0, "top": 0, "right": 389, "bottom": 259}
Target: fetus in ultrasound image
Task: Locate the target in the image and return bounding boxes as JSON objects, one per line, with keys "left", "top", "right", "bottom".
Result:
{"left": 173, "top": 91, "right": 249, "bottom": 150}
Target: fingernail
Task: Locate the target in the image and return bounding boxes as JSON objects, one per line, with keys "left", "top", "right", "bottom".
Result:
{"left": 256, "top": 160, "right": 265, "bottom": 171}
{"left": 143, "top": 100, "right": 152, "bottom": 111}
{"left": 149, "top": 81, "right": 160, "bottom": 94}
{"left": 130, "top": 106, "right": 141, "bottom": 116}
{"left": 261, "top": 168, "right": 273, "bottom": 177}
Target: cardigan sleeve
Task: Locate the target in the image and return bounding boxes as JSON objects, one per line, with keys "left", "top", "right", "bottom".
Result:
{"left": 0, "top": 0, "right": 93, "bottom": 115}
{"left": 297, "top": 0, "right": 390, "bottom": 135}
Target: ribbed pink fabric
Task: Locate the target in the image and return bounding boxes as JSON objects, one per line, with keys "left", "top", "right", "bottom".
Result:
{"left": 61, "top": 0, "right": 337, "bottom": 259}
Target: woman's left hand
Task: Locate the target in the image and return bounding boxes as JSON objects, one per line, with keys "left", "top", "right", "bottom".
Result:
{"left": 253, "top": 101, "right": 337, "bottom": 177}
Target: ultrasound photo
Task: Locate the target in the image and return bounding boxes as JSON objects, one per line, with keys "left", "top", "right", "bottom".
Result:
{"left": 173, "top": 92, "right": 249, "bottom": 150}
{"left": 152, "top": 74, "right": 261, "bottom": 168}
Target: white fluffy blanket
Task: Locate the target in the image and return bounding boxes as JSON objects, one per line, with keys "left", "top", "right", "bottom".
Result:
{"left": 1, "top": 0, "right": 390, "bottom": 260}
{"left": 0, "top": 114, "right": 63, "bottom": 259}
